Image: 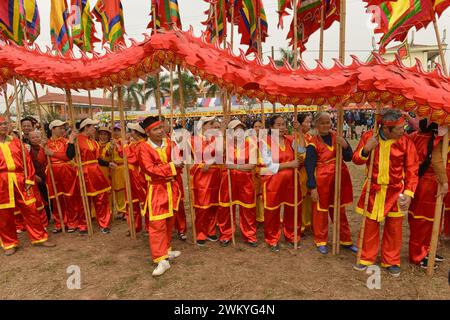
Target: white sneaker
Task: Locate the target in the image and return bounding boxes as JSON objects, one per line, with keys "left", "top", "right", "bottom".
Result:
{"left": 168, "top": 250, "right": 181, "bottom": 260}
{"left": 152, "top": 259, "right": 170, "bottom": 277}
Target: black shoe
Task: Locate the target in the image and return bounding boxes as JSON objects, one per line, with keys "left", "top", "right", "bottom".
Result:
{"left": 67, "top": 228, "right": 77, "bottom": 233}
{"left": 79, "top": 230, "right": 88, "bottom": 236}
{"left": 219, "top": 239, "right": 230, "bottom": 247}
{"left": 246, "top": 241, "right": 258, "bottom": 248}
{"left": 100, "top": 227, "right": 111, "bottom": 234}
{"left": 206, "top": 235, "right": 218, "bottom": 242}
{"left": 426, "top": 254, "right": 444, "bottom": 263}
{"left": 52, "top": 228, "right": 62, "bottom": 234}
{"left": 420, "top": 258, "right": 438, "bottom": 270}
{"left": 197, "top": 240, "right": 206, "bottom": 247}
{"left": 270, "top": 244, "right": 280, "bottom": 253}
{"left": 178, "top": 233, "right": 187, "bottom": 241}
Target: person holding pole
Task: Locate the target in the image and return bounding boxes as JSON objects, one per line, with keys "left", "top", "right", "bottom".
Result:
{"left": 260, "top": 115, "right": 304, "bottom": 252}
{"left": 0, "top": 115, "right": 55, "bottom": 256}
{"left": 111, "top": 124, "right": 127, "bottom": 219}
{"left": 217, "top": 119, "right": 257, "bottom": 247}
{"left": 352, "top": 109, "right": 419, "bottom": 277}
{"left": 44, "top": 120, "right": 81, "bottom": 234}
{"left": 305, "top": 112, "right": 356, "bottom": 255}
{"left": 137, "top": 116, "right": 183, "bottom": 277}
{"left": 66, "top": 118, "right": 114, "bottom": 235}
{"left": 408, "top": 119, "right": 447, "bottom": 269}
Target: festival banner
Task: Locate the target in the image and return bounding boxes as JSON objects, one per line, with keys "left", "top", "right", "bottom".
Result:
{"left": 93, "top": 0, "right": 126, "bottom": 50}
{"left": 50, "top": 0, "right": 72, "bottom": 54}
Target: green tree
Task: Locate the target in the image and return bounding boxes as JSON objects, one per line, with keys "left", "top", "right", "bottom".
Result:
{"left": 173, "top": 71, "right": 199, "bottom": 108}
{"left": 142, "top": 75, "right": 170, "bottom": 107}
{"left": 110, "top": 84, "right": 143, "bottom": 111}
{"left": 274, "top": 48, "right": 299, "bottom": 68}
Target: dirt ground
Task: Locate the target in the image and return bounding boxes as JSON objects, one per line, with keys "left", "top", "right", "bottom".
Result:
{"left": 1, "top": 140, "right": 449, "bottom": 300}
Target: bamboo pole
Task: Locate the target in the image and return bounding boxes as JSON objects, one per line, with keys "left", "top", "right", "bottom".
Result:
{"left": 33, "top": 82, "right": 65, "bottom": 234}
{"left": 356, "top": 102, "right": 381, "bottom": 265}
{"left": 2, "top": 88, "right": 10, "bottom": 123}
{"left": 319, "top": 2, "right": 325, "bottom": 63}
{"left": 12, "top": 79, "right": 31, "bottom": 198}
{"left": 88, "top": 90, "right": 93, "bottom": 118}
{"left": 152, "top": 4, "right": 163, "bottom": 120}
{"left": 293, "top": 0, "right": 298, "bottom": 69}
{"left": 177, "top": 66, "right": 186, "bottom": 127}
{"left": 256, "top": 0, "right": 265, "bottom": 128}
{"left": 427, "top": 10, "right": 449, "bottom": 276}
{"left": 65, "top": 89, "right": 93, "bottom": 237}
{"left": 110, "top": 87, "right": 117, "bottom": 222}
{"left": 117, "top": 88, "right": 137, "bottom": 240}
{"left": 169, "top": 65, "right": 175, "bottom": 131}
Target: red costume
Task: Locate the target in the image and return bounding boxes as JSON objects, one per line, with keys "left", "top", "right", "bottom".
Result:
{"left": 76, "top": 133, "right": 111, "bottom": 230}
{"left": 443, "top": 141, "right": 450, "bottom": 239}
{"left": 218, "top": 139, "right": 257, "bottom": 243}
{"left": 46, "top": 137, "right": 81, "bottom": 230}
{"left": 137, "top": 137, "right": 181, "bottom": 263}
{"left": 408, "top": 132, "right": 446, "bottom": 264}
{"left": 306, "top": 132, "right": 353, "bottom": 247}
{"left": 261, "top": 135, "right": 302, "bottom": 246}
{"left": 353, "top": 130, "right": 419, "bottom": 267}
{"left": 0, "top": 136, "right": 49, "bottom": 250}
{"left": 190, "top": 135, "right": 221, "bottom": 241}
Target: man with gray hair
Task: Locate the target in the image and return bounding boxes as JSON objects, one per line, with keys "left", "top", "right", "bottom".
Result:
{"left": 352, "top": 109, "right": 419, "bottom": 277}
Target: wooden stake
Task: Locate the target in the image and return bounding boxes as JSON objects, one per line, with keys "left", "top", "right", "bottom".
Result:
{"left": 117, "top": 88, "right": 137, "bottom": 240}
{"left": 33, "top": 81, "right": 65, "bottom": 234}
{"left": 12, "top": 79, "right": 30, "bottom": 198}
{"left": 88, "top": 90, "right": 93, "bottom": 118}
{"left": 110, "top": 87, "right": 117, "bottom": 221}
{"left": 169, "top": 65, "right": 175, "bottom": 131}
{"left": 356, "top": 103, "right": 381, "bottom": 264}
{"left": 152, "top": 4, "right": 163, "bottom": 120}
{"left": 256, "top": 1, "right": 265, "bottom": 128}
{"left": 293, "top": 0, "right": 298, "bottom": 69}
{"left": 319, "top": 3, "right": 325, "bottom": 63}
{"left": 177, "top": 66, "right": 186, "bottom": 127}
{"left": 339, "top": 0, "right": 346, "bottom": 64}
{"left": 65, "top": 89, "right": 93, "bottom": 237}
{"left": 432, "top": 13, "right": 448, "bottom": 77}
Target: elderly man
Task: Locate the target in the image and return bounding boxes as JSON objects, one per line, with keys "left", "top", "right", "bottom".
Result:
{"left": 352, "top": 109, "right": 419, "bottom": 277}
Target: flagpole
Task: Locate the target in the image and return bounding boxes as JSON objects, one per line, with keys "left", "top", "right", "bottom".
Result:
{"left": 169, "top": 64, "right": 175, "bottom": 131}
{"left": 427, "top": 8, "right": 449, "bottom": 276}
{"left": 110, "top": 87, "right": 117, "bottom": 222}
{"left": 152, "top": 4, "right": 163, "bottom": 120}
{"left": 88, "top": 90, "right": 93, "bottom": 118}
{"left": 293, "top": 0, "right": 298, "bottom": 68}
{"left": 117, "top": 87, "right": 137, "bottom": 240}
{"left": 33, "top": 81, "right": 66, "bottom": 234}
{"left": 333, "top": 0, "right": 347, "bottom": 255}
{"left": 65, "top": 89, "right": 94, "bottom": 237}
{"left": 3, "top": 86, "right": 11, "bottom": 122}
{"left": 256, "top": 0, "right": 265, "bottom": 128}
{"left": 319, "top": 2, "right": 325, "bottom": 63}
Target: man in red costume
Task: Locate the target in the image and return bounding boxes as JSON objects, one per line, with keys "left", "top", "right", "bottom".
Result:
{"left": 353, "top": 109, "right": 419, "bottom": 277}
{"left": 137, "top": 116, "right": 183, "bottom": 276}
{"left": 0, "top": 115, "right": 55, "bottom": 256}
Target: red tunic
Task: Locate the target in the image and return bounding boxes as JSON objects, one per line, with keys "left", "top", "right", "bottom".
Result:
{"left": 219, "top": 139, "right": 256, "bottom": 208}
{"left": 353, "top": 130, "right": 419, "bottom": 221}
{"left": 46, "top": 137, "right": 77, "bottom": 198}
{"left": 409, "top": 132, "right": 442, "bottom": 220}
{"left": 262, "top": 135, "right": 302, "bottom": 210}
{"left": 124, "top": 139, "right": 147, "bottom": 204}
{"left": 77, "top": 134, "right": 111, "bottom": 196}
{"left": 137, "top": 137, "right": 181, "bottom": 221}
{"left": 190, "top": 135, "right": 221, "bottom": 208}
{"left": 308, "top": 132, "right": 353, "bottom": 211}
{"left": 0, "top": 136, "right": 37, "bottom": 209}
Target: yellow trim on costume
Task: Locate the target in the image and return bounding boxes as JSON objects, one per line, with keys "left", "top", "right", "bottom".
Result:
{"left": 31, "top": 238, "right": 48, "bottom": 245}
{"left": 0, "top": 173, "right": 15, "bottom": 209}
{"left": 0, "top": 137, "right": 16, "bottom": 171}
{"left": 169, "top": 162, "right": 177, "bottom": 176}
{"left": 359, "top": 147, "right": 369, "bottom": 161}
{"left": 85, "top": 186, "right": 111, "bottom": 197}
{"left": 359, "top": 259, "right": 374, "bottom": 266}
{"left": 381, "top": 262, "right": 400, "bottom": 268}
{"left": 377, "top": 139, "right": 395, "bottom": 185}
{"left": 408, "top": 211, "right": 434, "bottom": 222}
{"left": 219, "top": 200, "right": 256, "bottom": 209}
{"left": 153, "top": 255, "right": 169, "bottom": 263}
{"left": 25, "top": 179, "right": 35, "bottom": 185}
{"left": 355, "top": 205, "right": 404, "bottom": 221}
{"left": 315, "top": 242, "right": 327, "bottom": 247}
{"left": 403, "top": 190, "right": 414, "bottom": 198}
{"left": 82, "top": 160, "right": 98, "bottom": 166}
{"left": 2, "top": 243, "right": 17, "bottom": 250}
{"left": 340, "top": 241, "right": 353, "bottom": 246}
{"left": 315, "top": 200, "right": 353, "bottom": 212}
{"left": 262, "top": 181, "right": 302, "bottom": 210}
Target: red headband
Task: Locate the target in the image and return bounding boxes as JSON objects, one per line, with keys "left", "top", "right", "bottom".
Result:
{"left": 144, "top": 120, "right": 162, "bottom": 131}
{"left": 381, "top": 116, "right": 405, "bottom": 127}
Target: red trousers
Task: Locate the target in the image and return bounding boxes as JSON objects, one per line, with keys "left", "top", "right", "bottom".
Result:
{"left": 125, "top": 202, "right": 142, "bottom": 233}
{"left": 218, "top": 205, "right": 257, "bottom": 243}
{"left": 264, "top": 205, "right": 302, "bottom": 246}
{"left": 0, "top": 189, "right": 48, "bottom": 250}
{"left": 78, "top": 192, "right": 111, "bottom": 230}
{"left": 148, "top": 216, "right": 174, "bottom": 263}
{"left": 195, "top": 207, "right": 217, "bottom": 241}
{"left": 408, "top": 215, "right": 433, "bottom": 264}
{"left": 52, "top": 196, "right": 80, "bottom": 230}
{"left": 444, "top": 210, "right": 450, "bottom": 237}
{"left": 174, "top": 203, "right": 187, "bottom": 234}
{"left": 312, "top": 205, "right": 352, "bottom": 247}
{"left": 358, "top": 216, "right": 403, "bottom": 267}
{"left": 15, "top": 213, "right": 26, "bottom": 232}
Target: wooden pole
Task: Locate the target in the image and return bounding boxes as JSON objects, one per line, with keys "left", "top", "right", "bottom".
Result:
{"left": 177, "top": 66, "right": 186, "bottom": 127}
{"left": 432, "top": 13, "right": 448, "bottom": 76}
{"left": 2, "top": 88, "right": 10, "bottom": 123}
{"left": 319, "top": 3, "right": 325, "bottom": 63}
{"left": 88, "top": 90, "right": 93, "bottom": 118}
{"left": 213, "top": 2, "right": 220, "bottom": 43}
{"left": 169, "top": 64, "right": 175, "bottom": 131}
{"left": 339, "top": 0, "right": 346, "bottom": 64}
{"left": 117, "top": 88, "right": 137, "bottom": 240}
{"left": 33, "top": 82, "right": 65, "bottom": 234}
{"left": 256, "top": 0, "right": 265, "bottom": 128}
{"left": 293, "top": 0, "right": 298, "bottom": 69}
{"left": 110, "top": 87, "right": 117, "bottom": 221}
{"left": 65, "top": 89, "right": 93, "bottom": 237}
{"left": 356, "top": 103, "right": 381, "bottom": 264}
{"left": 427, "top": 9, "right": 449, "bottom": 276}
{"left": 152, "top": 5, "right": 163, "bottom": 120}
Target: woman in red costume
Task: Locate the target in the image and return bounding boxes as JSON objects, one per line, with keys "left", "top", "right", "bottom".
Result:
{"left": 260, "top": 115, "right": 304, "bottom": 252}
{"left": 305, "top": 112, "right": 357, "bottom": 255}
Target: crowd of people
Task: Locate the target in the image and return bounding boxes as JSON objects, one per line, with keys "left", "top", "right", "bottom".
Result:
{"left": 0, "top": 108, "right": 449, "bottom": 277}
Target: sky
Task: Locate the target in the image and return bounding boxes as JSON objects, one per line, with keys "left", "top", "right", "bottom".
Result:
{"left": 1, "top": 0, "right": 449, "bottom": 112}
